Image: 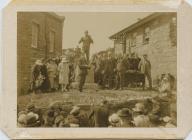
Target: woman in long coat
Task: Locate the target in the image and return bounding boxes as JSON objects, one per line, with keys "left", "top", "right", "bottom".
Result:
{"left": 31, "top": 59, "right": 45, "bottom": 94}
{"left": 58, "top": 58, "right": 70, "bottom": 92}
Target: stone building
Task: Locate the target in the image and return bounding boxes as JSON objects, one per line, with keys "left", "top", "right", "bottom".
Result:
{"left": 109, "top": 13, "right": 177, "bottom": 85}
{"left": 17, "top": 12, "right": 65, "bottom": 95}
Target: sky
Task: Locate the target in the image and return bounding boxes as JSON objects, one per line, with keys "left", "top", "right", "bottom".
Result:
{"left": 57, "top": 12, "right": 151, "bottom": 56}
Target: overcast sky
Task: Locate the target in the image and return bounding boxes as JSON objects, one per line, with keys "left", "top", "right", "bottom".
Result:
{"left": 57, "top": 12, "right": 151, "bottom": 56}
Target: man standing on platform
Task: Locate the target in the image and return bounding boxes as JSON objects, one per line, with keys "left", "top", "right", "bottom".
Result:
{"left": 77, "top": 53, "right": 90, "bottom": 92}
{"left": 79, "top": 30, "right": 93, "bottom": 61}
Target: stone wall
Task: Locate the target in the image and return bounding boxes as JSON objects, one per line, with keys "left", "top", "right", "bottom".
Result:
{"left": 130, "top": 15, "right": 177, "bottom": 83}
{"left": 114, "top": 13, "right": 177, "bottom": 86}
{"left": 17, "top": 12, "right": 64, "bottom": 95}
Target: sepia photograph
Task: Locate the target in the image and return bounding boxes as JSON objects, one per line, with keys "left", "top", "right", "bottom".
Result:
{"left": 16, "top": 12, "right": 177, "bottom": 128}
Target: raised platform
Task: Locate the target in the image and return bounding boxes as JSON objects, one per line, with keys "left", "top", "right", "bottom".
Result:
{"left": 72, "top": 64, "right": 98, "bottom": 90}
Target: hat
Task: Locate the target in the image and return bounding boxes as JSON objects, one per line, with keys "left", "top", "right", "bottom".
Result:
{"left": 109, "top": 113, "right": 121, "bottom": 124}
{"left": 27, "top": 112, "right": 39, "bottom": 119}
{"left": 162, "top": 116, "right": 172, "bottom": 123}
{"left": 35, "top": 59, "right": 43, "bottom": 65}
{"left": 148, "top": 114, "right": 160, "bottom": 123}
{"left": 70, "top": 106, "right": 80, "bottom": 116}
{"left": 61, "top": 57, "right": 68, "bottom": 63}
{"left": 68, "top": 117, "right": 79, "bottom": 124}
{"left": 18, "top": 111, "right": 27, "bottom": 116}
{"left": 132, "top": 115, "right": 150, "bottom": 127}
{"left": 27, "top": 103, "right": 35, "bottom": 111}
{"left": 143, "top": 54, "right": 147, "bottom": 57}
{"left": 26, "top": 112, "right": 38, "bottom": 124}
{"left": 117, "top": 108, "right": 131, "bottom": 117}
{"left": 54, "top": 115, "right": 64, "bottom": 125}
{"left": 133, "top": 103, "right": 145, "bottom": 113}
{"left": 47, "top": 109, "right": 55, "bottom": 117}
{"left": 49, "top": 101, "right": 62, "bottom": 110}
{"left": 18, "top": 114, "right": 27, "bottom": 124}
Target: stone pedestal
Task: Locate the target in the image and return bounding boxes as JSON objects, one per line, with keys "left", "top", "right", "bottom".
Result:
{"left": 85, "top": 65, "right": 95, "bottom": 83}
{"left": 71, "top": 65, "right": 98, "bottom": 90}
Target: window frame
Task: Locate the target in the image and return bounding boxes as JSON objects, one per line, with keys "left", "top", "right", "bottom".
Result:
{"left": 130, "top": 32, "right": 137, "bottom": 47}
{"left": 49, "top": 29, "right": 56, "bottom": 53}
{"left": 31, "top": 21, "right": 40, "bottom": 48}
{"left": 143, "top": 27, "right": 150, "bottom": 45}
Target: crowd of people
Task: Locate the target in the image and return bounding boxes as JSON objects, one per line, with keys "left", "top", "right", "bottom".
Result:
{"left": 30, "top": 46, "right": 176, "bottom": 94}
{"left": 21, "top": 47, "right": 176, "bottom": 127}
{"left": 92, "top": 52, "right": 152, "bottom": 90}
{"left": 30, "top": 48, "right": 90, "bottom": 93}
{"left": 19, "top": 29, "right": 177, "bottom": 128}
{"left": 17, "top": 92, "right": 176, "bottom": 128}
{"left": 30, "top": 57, "right": 64, "bottom": 93}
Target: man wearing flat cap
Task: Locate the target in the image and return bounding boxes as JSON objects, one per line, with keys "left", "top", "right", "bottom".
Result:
{"left": 117, "top": 108, "right": 133, "bottom": 127}
{"left": 79, "top": 30, "right": 94, "bottom": 61}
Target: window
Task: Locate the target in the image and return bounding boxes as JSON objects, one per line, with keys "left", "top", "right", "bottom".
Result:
{"left": 126, "top": 38, "right": 130, "bottom": 47}
{"left": 126, "top": 38, "right": 131, "bottom": 53}
{"left": 49, "top": 30, "right": 55, "bottom": 52}
{"left": 31, "top": 22, "right": 39, "bottom": 48}
{"left": 130, "top": 32, "right": 137, "bottom": 47}
{"left": 170, "top": 17, "right": 177, "bottom": 46}
{"left": 143, "top": 27, "right": 150, "bottom": 44}
{"left": 172, "top": 17, "right": 177, "bottom": 26}
{"left": 114, "top": 39, "right": 124, "bottom": 55}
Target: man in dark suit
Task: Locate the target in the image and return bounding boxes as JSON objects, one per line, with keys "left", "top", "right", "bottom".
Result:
{"left": 89, "top": 100, "right": 110, "bottom": 127}
{"left": 138, "top": 54, "right": 152, "bottom": 89}
{"left": 115, "top": 54, "right": 128, "bottom": 90}
{"left": 131, "top": 53, "right": 141, "bottom": 71}
{"left": 94, "top": 54, "right": 102, "bottom": 84}
{"left": 98, "top": 53, "right": 107, "bottom": 88}
{"left": 77, "top": 53, "right": 90, "bottom": 92}
{"left": 103, "top": 52, "right": 116, "bottom": 89}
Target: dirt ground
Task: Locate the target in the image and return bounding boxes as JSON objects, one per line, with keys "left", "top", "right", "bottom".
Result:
{"left": 17, "top": 88, "right": 159, "bottom": 111}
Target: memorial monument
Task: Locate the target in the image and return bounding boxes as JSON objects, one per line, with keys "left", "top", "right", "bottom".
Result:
{"left": 72, "top": 31, "right": 97, "bottom": 90}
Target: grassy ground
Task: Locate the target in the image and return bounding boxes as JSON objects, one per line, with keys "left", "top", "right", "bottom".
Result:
{"left": 17, "top": 88, "right": 159, "bottom": 111}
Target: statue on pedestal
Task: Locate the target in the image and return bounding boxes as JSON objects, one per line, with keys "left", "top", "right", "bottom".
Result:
{"left": 79, "top": 30, "right": 93, "bottom": 61}
{"left": 71, "top": 31, "right": 97, "bottom": 91}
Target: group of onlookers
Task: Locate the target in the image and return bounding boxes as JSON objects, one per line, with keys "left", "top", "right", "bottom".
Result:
{"left": 30, "top": 47, "right": 175, "bottom": 94}
{"left": 17, "top": 91, "right": 176, "bottom": 128}
{"left": 30, "top": 50, "right": 91, "bottom": 93}
{"left": 92, "top": 52, "right": 152, "bottom": 90}
{"left": 30, "top": 55, "right": 75, "bottom": 93}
